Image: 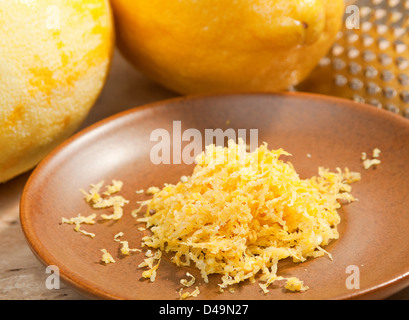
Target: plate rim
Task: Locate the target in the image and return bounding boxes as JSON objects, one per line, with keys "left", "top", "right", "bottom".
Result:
{"left": 20, "top": 91, "right": 409, "bottom": 300}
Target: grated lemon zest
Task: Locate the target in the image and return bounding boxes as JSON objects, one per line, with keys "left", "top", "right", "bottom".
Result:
{"left": 139, "top": 139, "right": 360, "bottom": 292}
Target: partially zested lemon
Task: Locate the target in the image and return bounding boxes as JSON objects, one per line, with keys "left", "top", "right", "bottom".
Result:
{"left": 0, "top": 0, "right": 114, "bottom": 183}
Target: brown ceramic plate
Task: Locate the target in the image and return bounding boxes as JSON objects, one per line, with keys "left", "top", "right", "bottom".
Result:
{"left": 20, "top": 93, "right": 409, "bottom": 300}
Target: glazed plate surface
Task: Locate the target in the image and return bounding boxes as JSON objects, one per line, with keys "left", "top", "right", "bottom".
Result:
{"left": 20, "top": 93, "right": 409, "bottom": 300}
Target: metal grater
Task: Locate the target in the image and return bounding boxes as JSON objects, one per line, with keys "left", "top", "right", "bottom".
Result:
{"left": 297, "top": 0, "right": 409, "bottom": 118}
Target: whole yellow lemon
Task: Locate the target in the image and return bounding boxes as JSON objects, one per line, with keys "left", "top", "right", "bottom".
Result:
{"left": 110, "top": 0, "right": 344, "bottom": 95}
{"left": 0, "top": 0, "right": 114, "bottom": 183}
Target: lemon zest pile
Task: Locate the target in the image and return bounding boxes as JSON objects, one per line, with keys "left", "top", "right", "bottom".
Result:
{"left": 139, "top": 139, "right": 360, "bottom": 292}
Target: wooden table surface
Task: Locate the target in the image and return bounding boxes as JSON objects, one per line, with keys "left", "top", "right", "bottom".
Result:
{"left": 1, "top": 50, "right": 408, "bottom": 300}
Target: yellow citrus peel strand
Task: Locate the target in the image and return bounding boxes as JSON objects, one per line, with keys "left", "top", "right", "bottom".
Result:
{"left": 138, "top": 139, "right": 360, "bottom": 292}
